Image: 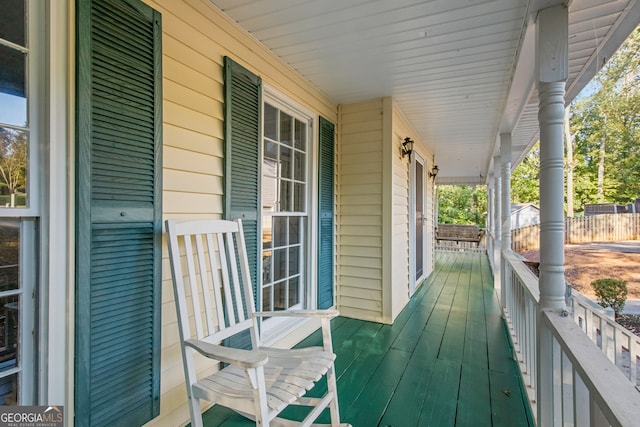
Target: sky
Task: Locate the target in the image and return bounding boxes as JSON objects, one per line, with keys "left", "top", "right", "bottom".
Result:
{"left": 0, "top": 92, "right": 27, "bottom": 128}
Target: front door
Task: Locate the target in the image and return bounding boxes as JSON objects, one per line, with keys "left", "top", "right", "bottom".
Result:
{"left": 411, "top": 154, "right": 427, "bottom": 293}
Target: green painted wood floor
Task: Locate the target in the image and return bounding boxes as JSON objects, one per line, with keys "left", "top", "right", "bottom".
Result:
{"left": 199, "top": 252, "right": 535, "bottom": 427}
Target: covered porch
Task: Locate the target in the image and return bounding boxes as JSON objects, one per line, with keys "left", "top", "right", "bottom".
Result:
{"left": 201, "top": 252, "right": 534, "bottom": 426}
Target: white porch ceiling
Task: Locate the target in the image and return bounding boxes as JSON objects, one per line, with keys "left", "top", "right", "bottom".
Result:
{"left": 209, "top": 0, "right": 640, "bottom": 184}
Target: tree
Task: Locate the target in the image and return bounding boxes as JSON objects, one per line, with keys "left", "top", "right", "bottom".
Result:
{"left": 568, "top": 25, "right": 640, "bottom": 211}
{"left": 511, "top": 142, "right": 540, "bottom": 205}
{"left": 0, "top": 128, "right": 27, "bottom": 206}
{"left": 564, "top": 106, "right": 575, "bottom": 217}
{"left": 437, "top": 185, "right": 487, "bottom": 227}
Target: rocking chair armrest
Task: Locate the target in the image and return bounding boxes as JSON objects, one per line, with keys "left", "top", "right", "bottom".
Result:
{"left": 185, "top": 339, "right": 268, "bottom": 368}
{"left": 254, "top": 309, "right": 340, "bottom": 319}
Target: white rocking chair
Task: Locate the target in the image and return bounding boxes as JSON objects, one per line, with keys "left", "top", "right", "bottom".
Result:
{"left": 165, "top": 219, "right": 349, "bottom": 427}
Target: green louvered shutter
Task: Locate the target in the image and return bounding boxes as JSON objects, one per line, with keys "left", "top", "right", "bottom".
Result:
{"left": 318, "top": 117, "right": 335, "bottom": 309}
{"left": 224, "top": 57, "right": 261, "bottom": 347}
{"left": 75, "top": 0, "right": 162, "bottom": 425}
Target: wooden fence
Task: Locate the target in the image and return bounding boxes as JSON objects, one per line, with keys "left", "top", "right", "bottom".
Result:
{"left": 511, "top": 213, "right": 640, "bottom": 252}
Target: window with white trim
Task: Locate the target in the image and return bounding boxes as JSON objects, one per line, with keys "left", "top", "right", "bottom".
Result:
{"left": 0, "top": 0, "right": 40, "bottom": 405}
{"left": 261, "top": 99, "right": 311, "bottom": 313}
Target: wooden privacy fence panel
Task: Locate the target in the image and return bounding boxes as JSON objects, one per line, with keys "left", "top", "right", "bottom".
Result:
{"left": 512, "top": 213, "right": 640, "bottom": 252}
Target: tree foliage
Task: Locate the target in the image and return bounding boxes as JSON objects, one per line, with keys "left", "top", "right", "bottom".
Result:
{"left": 592, "top": 278, "right": 628, "bottom": 318}
{"left": 437, "top": 185, "right": 487, "bottom": 227}
{"left": 511, "top": 26, "right": 640, "bottom": 213}
{"left": 570, "top": 26, "right": 640, "bottom": 211}
{"left": 0, "top": 127, "right": 27, "bottom": 200}
{"left": 511, "top": 142, "right": 540, "bottom": 205}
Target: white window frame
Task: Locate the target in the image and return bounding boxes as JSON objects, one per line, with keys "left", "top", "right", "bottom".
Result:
{"left": 260, "top": 85, "right": 318, "bottom": 341}
{"left": 0, "top": 0, "right": 47, "bottom": 404}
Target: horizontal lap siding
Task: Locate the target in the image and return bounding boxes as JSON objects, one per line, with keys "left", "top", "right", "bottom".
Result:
{"left": 140, "top": 0, "right": 337, "bottom": 425}
{"left": 391, "top": 108, "right": 411, "bottom": 320}
{"left": 391, "top": 104, "right": 435, "bottom": 319}
{"left": 338, "top": 100, "right": 385, "bottom": 323}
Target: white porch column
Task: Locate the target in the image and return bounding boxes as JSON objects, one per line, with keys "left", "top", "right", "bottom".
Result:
{"left": 537, "top": 5, "right": 568, "bottom": 311}
{"left": 536, "top": 5, "right": 568, "bottom": 426}
{"left": 500, "top": 134, "right": 512, "bottom": 307}
{"left": 486, "top": 178, "right": 494, "bottom": 269}
{"left": 500, "top": 133, "right": 512, "bottom": 251}
{"left": 493, "top": 156, "right": 502, "bottom": 292}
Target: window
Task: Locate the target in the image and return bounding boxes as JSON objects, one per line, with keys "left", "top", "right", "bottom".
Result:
{"left": 224, "top": 57, "right": 336, "bottom": 328}
{"left": 0, "top": 0, "right": 29, "bottom": 209}
{"left": 261, "top": 100, "right": 310, "bottom": 312}
{"left": 0, "top": 0, "right": 40, "bottom": 405}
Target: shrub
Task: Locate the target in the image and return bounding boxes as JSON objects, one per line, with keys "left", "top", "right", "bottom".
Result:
{"left": 591, "top": 278, "right": 628, "bottom": 318}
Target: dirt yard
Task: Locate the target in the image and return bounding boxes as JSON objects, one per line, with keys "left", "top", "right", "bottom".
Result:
{"left": 519, "top": 242, "right": 640, "bottom": 299}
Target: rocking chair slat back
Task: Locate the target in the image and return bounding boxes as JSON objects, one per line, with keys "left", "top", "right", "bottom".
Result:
{"left": 165, "top": 219, "right": 257, "bottom": 345}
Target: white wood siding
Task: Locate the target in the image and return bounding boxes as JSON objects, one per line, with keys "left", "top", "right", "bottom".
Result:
{"left": 337, "top": 100, "right": 385, "bottom": 323}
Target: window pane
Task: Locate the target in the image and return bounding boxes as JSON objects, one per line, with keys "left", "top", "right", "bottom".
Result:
{"left": 288, "top": 277, "right": 299, "bottom": 308}
{"left": 273, "top": 248, "right": 286, "bottom": 281}
{"left": 264, "top": 103, "right": 277, "bottom": 140}
{"left": 262, "top": 285, "right": 272, "bottom": 312}
{"left": 280, "top": 145, "right": 292, "bottom": 179}
{"left": 274, "top": 281, "right": 286, "bottom": 311}
{"left": 294, "top": 151, "right": 305, "bottom": 181}
{"left": 294, "top": 183, "right": 305, "bottom": 212}
{"left": 288, "top": 247, "right": 299, "bottom": 276}
{"left": 289, "top": 217, "right": 300, "bottom": 245}
{"left": 0, "top": 128, "right": 28, "bottom": 208}
{"left": 280, "top": 181, "right": 292, "bottom": 212}
{"left": 261, "top": 174, "right": 277, "bottom": 213}
{"left": 280, "top": 112, "right": 292, "bottom": 146}
{"left": 262, "top": 251, "right": 272, "bottom": 283}
{"left": 294, "top": 120, "right": 306, "bottom": 150}
{"left": 264, "top": 140, "right": 278, "bottom": 164}
{"left": 0, "top": 0, "right": 25, "bottom": 47}
{"left": 0, "top": 220, "right": 20, "bottom": 291}
{"left": 0, "top": 295, "right": 19, "bottom": 375}
{"left": 0, "top": 372, "right": 17, "bottom": 406}
{"left": 273, "top": 217, "right": 287, "bottom": 247}
{"left": 0, "top": 47, "right": 27, "bottom": 127}
{"left": 262, "top": 218, "right": 272, "bottom": 249}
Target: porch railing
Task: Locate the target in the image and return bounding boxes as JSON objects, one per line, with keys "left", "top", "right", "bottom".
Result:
{"left": 501, "top": 249, "right": 640, "bottom": 425}
{"left": 570, "top": 291, "right": 640, "bottom": 387}
{"left": 502, "top": 250, "right": 538, "bottom": 407}
{"left": 434, "top": 238, "right": 486, "bottom": 253}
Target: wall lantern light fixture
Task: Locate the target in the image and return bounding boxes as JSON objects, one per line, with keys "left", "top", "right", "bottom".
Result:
{"left": 402, "top": 137, "right": 414, "bottom": 159}
{"left": 429, "top": 165, "right": 439, "bottom": 180}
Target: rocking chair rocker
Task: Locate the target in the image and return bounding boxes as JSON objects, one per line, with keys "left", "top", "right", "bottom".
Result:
{"left": 165, "top": 219, "right": 349, "bottom": 427}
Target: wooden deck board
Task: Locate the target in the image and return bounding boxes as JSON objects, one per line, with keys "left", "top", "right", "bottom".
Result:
{"left": 198, "top": 252, "right": 533, "bottom": 427}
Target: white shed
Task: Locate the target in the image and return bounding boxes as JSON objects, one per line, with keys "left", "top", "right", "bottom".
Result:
{"left": 511, "top": 203, "right": 540, "bottom": 230}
